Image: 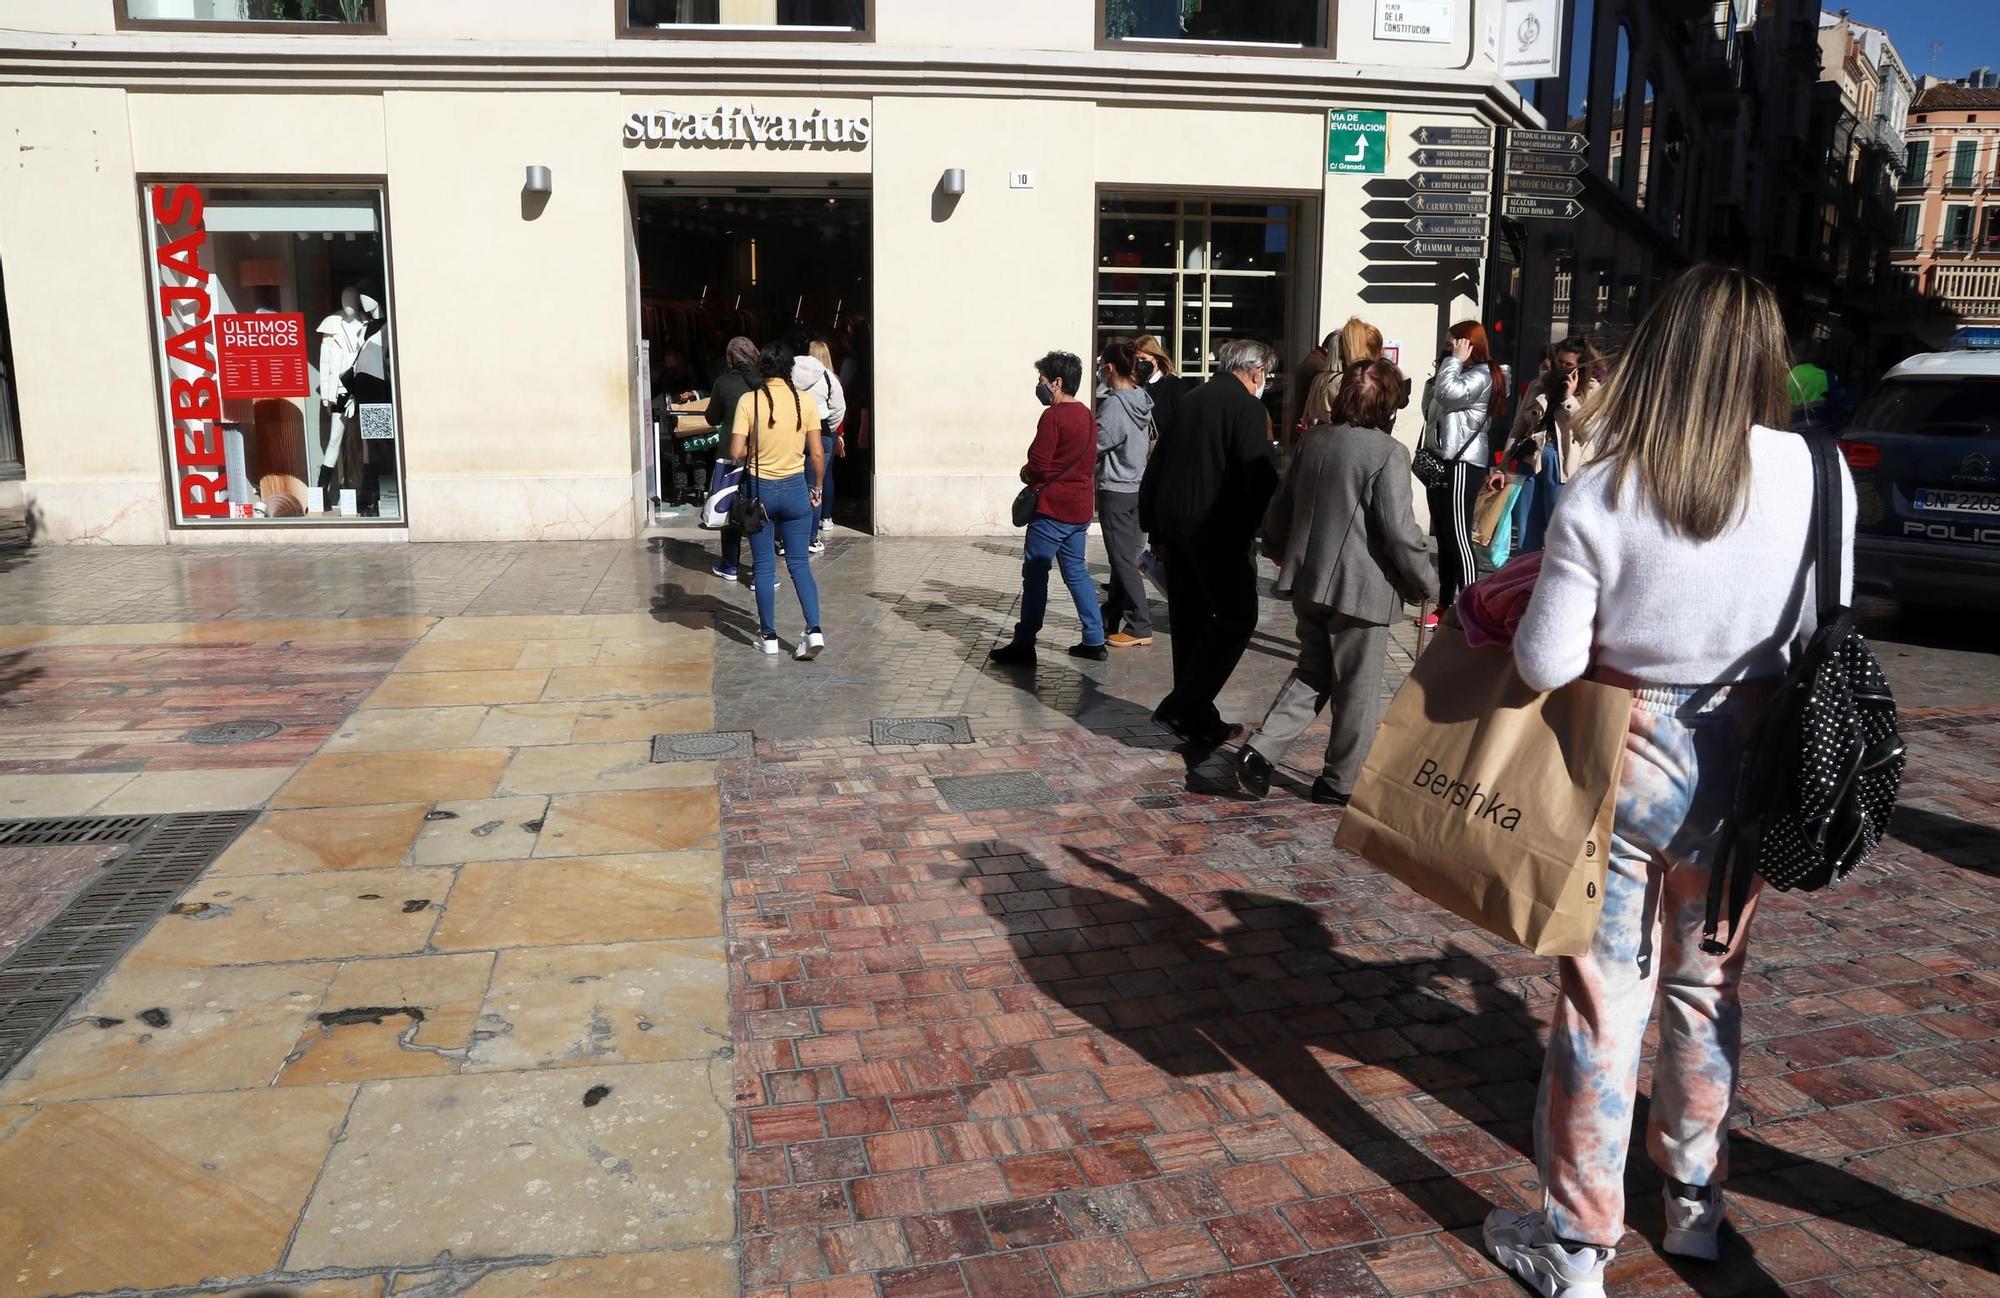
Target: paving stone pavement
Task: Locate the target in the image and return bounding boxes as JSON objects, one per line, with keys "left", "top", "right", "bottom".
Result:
{"left": 0, "top": 534, "right": 1994, "bottom": 1298}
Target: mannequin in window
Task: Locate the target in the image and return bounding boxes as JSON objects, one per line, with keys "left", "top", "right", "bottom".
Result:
{"left": 315, "top": 287, "right": 379, "bottom": 505}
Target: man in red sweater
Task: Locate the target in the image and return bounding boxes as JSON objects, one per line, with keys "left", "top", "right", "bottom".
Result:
{"left": 990, "top": 351, "right": 1110, "bottom": 664}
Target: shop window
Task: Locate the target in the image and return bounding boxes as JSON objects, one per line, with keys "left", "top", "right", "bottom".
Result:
{"left": 1611, "top": 26, "right": 1633, "bottom": 194}
{"left": 1635, "top": 77, "right": 1655, "bottom": 209}
{"left": 1565, "top": 0, "right": 1595, "bottom": 124}
{"left": 1101, "top": 0, "right": 1328, "bottom": 48}
{"left": 624, "top": 0, "right": 867, "bottom": 35}
{"left": 118, "top": 1, "right": 381, "bottom": 31}
{"left": 0, "top": 256, "right": 19, "bottom": 479}
{"left": 144, "top": 183, "right": 402, "bottom": 526}
{"left": 1953, "top": 138, "right": 1982, "bottom": 187}
{"left": 1095, "top": 193, "right": 1294, "bottom": 420}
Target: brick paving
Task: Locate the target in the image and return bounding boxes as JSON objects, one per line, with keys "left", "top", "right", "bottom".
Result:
{"left": 0, "top": 534, "right": 1995, "bottom": 1298}
{"left": 721, "top": 704, "right": 2000, "bottom": 1296}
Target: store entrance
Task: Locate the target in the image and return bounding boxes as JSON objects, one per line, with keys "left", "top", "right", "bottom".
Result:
{"left": 633, "top": 185, "right": 872, "bottom": 532}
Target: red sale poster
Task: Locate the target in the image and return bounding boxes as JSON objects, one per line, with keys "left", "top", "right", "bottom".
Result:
{"left": 215, "top": 313, "right": 310, "bottom": 399}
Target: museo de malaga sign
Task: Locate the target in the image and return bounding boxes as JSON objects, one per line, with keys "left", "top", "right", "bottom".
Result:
{"left": 623, "top": 104, "right": 872, "bottom": 147}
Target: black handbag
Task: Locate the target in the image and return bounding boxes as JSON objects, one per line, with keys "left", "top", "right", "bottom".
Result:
{"left": 1410, "top": 445, "right": 1453, "bottom": 490}
{"left": 1701, "top": 435, "right": 1906, "bottom": 952}
{"left": 728, "top": 391, "right": 769, "bottom": 536}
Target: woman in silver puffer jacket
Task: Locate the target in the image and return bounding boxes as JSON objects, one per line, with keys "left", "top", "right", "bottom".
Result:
{"left": 1423, "top": 321, "right": 1507, "bottom": 618}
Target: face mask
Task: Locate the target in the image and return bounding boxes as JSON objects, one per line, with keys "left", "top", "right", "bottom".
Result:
{"left": 1035, "top": 381, "right": 1054, "bottom": 407}
{"left": 1253, "top": 376, "right": 1268, "bottom": 399}
{"left": 1135, "top": 359, "right": 1156, "bottom": 382}
{"left": 341, "top": 303, "right": 359, "bottom": 320}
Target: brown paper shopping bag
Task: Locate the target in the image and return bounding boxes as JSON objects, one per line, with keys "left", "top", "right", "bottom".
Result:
{"left": 1471, "top": 474, "right": 1522, "bottom": 546}
{"left": 1335, "top": 625, "right": 1631, "bottom": 956}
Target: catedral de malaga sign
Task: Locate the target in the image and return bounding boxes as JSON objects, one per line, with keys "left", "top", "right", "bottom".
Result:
{"left": 624, "top": 104, "right": 872, "bottom": 146}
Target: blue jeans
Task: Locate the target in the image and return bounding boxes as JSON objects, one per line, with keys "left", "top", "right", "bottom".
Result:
{"left": 746, "top": 473, "right": 822, "bottom": 639}
{"left": 1514, "top": 450, "right": 1564, "bottom": 555}
{"left": 811, "top": 433, "right": 837, "bottom": 537}
{"left": 1013, "top": 516, "right": 1105, "bottom": 647}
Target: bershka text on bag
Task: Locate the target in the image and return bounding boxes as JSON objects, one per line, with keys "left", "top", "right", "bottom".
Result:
{"left": 1411, "top": 759, "right": 1522, "bottom": 830}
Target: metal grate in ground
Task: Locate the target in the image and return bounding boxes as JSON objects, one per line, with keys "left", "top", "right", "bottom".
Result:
{"left": 931, "top": 772, "right": 1060, "bottom": 813}
{"left": 0, "top": 811, "right": 256, "bottom": 1078}
{"left": 0, "top": 816, "right": 155, "bottom": 848}
{"left": 871, "top": 716, "right": 976, "bottom": 746}
{"left": 651, "top": 730, "right": 756, "bottom": 763}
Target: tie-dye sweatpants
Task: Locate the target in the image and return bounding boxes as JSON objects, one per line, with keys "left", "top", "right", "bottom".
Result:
{"left": 1534, "top": 680, "right": 1769, "bottom": 1248}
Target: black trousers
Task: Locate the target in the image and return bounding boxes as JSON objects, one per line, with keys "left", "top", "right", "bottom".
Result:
{"left": 1157, "top": 539, "right": 1258, "bottom": 735}
{"left": 1097, "top": 489, "right": 1153, "bottom": 637}
{"left": 1428, "top": 460, "right": 1480, "bottom": 609}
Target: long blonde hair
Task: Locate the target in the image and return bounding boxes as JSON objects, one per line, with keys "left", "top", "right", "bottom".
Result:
{"left": 1336, "top": 316, "right": 1383, "bottom": 370}
{"left": 1582, "top": 264, "right": 1790, "bottom": 541}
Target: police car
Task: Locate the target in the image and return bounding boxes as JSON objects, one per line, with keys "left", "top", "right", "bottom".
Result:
{"left": 1841, "top": 349, "right": 2000, "bottom": 605}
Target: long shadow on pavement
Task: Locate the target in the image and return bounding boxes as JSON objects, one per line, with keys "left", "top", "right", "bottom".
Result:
{"left": 945, "top": 841, "right": 2000, "bottom": 1294}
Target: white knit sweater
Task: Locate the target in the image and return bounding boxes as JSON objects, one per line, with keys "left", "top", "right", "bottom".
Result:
{"left": 1514, "top": 425, "right": 1858, "bottom": 692}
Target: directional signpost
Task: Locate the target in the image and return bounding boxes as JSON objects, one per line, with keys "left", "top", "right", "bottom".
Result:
{"left": 1407, "top": 192, "right": 1490, "bottom": 215}
{"left": 1405, "top": 124, "right": 1494, "bottom": 262}
{"left": 1501, "top": 195, "right": 1583, "bottom": 221}
{"left": 1508, "top": 129, "right": 1586, "bottom": 155}
{"left": 1410, "top": 171, "right": 1489, "bottom": 193}
{"left": 1412, "top": 125, "right": 1494, "bottom": 148}
{"left": 1505, "top": 150, "right": 1586, "bottom": 176}
{"left": 1405, "top": 238, "right": 1487, "bottom": 259}
{"left": 1407, "top": 215, "right": 1487, "bottom": 238}
{"left": 1411, "top": 148, "right": 1494, "bottom": 170}
{"left": 1504, "top": 173, "right": 1583, "bottom": 198}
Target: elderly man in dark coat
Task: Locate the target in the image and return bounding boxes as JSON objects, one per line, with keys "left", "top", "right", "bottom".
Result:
{"left": 1138, "top": 338, "right": 1282, "bottom": 763}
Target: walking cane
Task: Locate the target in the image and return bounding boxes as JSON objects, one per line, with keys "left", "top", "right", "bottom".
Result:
{"left": 1415, "top": 599, "right": 1431, "bottom": 657}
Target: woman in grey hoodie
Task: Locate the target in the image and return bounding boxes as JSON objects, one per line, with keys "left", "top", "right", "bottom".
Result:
{"left": 1095, "top": 342, "right": 1156, "bottom": 647}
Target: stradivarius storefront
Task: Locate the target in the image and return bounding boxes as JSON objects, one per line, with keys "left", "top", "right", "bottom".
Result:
{"left": 0, "top": 3, "right": 1532, "bottom": 544}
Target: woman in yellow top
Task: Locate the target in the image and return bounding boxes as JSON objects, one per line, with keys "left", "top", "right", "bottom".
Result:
{"left": 730, "top": 340, "right": 829, "bottom": 659}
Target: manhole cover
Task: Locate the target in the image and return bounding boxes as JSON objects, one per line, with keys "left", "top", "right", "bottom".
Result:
{"left": 651, "top": 731, "right": 756, "bottom": 763}
{"left": 870, "top": 716, "right": 975, "bottom": 746}
{"left": 183, "top": 720, "right": 283, "bottom": 747}
{"left": 932, "top": 772, "right": 1060, "bottom": 812}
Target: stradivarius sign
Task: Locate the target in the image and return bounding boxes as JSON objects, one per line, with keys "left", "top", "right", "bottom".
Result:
{"left": 623, "top": 104, "right": 872, "bottom": 147}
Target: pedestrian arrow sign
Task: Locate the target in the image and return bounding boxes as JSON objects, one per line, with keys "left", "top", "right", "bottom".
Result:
{"left": 1411, "top": 148, "right": 1494, "bottom": 170}
{"left": 1410, "top": 171, "right": 1489, "bottom": 193}
{"left": 1501, "top": 195, "right": 1583, "bottom": 220}
{"left": 1406, "top": 238, "right": 1487, "bottom": 260}
{"left": 1506, "top": 150, "right": 1587, "bottom": 176}
{"left": 1406, "top": 192, "right": 1491, "bottom": 215}
{"left": 1328, "top": 109, "right": 1388, "bottom": 175}
{"left": 1407, "top": 215, "right": 1488, "bottom": 237}
{"left": 1508, "top": 128, "right": 1586, "bottom": 154}
{"left": 1413, "top": 125, "right": 1495, "bottom": 148}
{"left": 1504, "top": 173, "right": 1584, "bottom": 198}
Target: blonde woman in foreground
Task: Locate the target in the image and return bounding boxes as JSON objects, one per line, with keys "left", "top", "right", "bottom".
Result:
{"left": 1486, "top": 264, "right": 1856, "bottom": 1297}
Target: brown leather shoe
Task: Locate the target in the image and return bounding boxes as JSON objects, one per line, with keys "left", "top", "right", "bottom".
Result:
{"left": 1105, "top": 632, "right": 1154, "bottom": 648}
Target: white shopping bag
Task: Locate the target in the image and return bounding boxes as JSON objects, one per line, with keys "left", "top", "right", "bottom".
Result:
{"left": 702, "top": 459, "right": 744, "bottom": 530}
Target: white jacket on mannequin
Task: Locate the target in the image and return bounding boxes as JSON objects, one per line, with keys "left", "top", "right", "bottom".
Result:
{"left": 315, "top": 295, "right": 378, "bottom": 473}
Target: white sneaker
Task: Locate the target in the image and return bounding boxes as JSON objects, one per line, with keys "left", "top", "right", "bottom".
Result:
{"left": 1484, "top": 1209, "right": 1612, "bottom": 1298}
{"left": 757, "top": 636, "right": 780, "bottom": 656}
{"left": 1662, "top": 1184, "right": 1722, "bottom": 1261}
{"left": 794, "top": 630, "right": 825, "bottom": 661}
{"left": 808, "top": 537, "right": 826, "bottom": 554}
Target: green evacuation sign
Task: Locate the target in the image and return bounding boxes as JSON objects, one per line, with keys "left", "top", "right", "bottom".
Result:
{"left": 1328, "top": 109, "right": 1388, "bottom": 175}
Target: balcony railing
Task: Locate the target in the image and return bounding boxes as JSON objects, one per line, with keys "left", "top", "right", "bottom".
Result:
{"left": 1931, "top": 236, "right": 2000, "bottom": 257}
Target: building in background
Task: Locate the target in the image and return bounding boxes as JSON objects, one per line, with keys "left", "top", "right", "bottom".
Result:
{"left": 0, "top": 0, "right": 1534, "bottom": 545}
{"left": 1804, "top": 9, "right": 1915, "bottom": 381}
{"left": 1889, "top": 81, "right": 2000, "bottom": 351}
{"left": 1502, "top": 0, "right": 1831, "bottom": 383}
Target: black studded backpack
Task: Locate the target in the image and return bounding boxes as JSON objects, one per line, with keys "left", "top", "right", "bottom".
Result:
{"left": 1701, "top": 434, "right": 1907, "bottom": 954}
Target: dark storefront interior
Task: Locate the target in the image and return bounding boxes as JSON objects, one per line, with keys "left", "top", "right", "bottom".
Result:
{"left": 633, "top": 187, "right": 872, "bottom": 529}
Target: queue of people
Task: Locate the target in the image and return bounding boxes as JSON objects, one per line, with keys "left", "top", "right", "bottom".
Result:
{"left": 701, "top": 263, "right": 1861, "bottom": 1298}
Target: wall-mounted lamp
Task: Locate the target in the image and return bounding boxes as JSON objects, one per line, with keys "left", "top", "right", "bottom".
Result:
{"left": 524, "top": 165, "right": 553, "bottom": 194}
{"left": 940, "top": 168, "right": 966, "bottom": 196}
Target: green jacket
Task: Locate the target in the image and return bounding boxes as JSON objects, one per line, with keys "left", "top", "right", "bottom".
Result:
{"left": 704, "top": 362, "right": 762, "bottom": 437}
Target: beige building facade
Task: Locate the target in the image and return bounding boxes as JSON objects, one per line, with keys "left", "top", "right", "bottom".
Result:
{"left": 0, "top": 0, "right": 1531, "bottom": 544}
{"left": 1892, "top": 84, "right": 2000, "bottom": 343}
